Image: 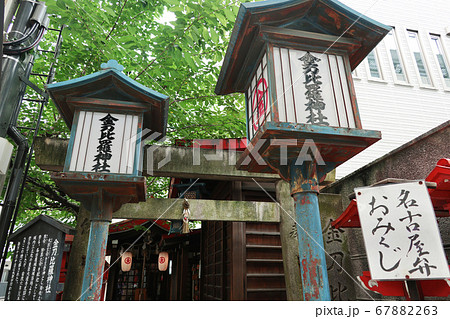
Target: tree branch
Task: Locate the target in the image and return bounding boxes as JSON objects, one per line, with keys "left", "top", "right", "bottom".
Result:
{"left": 26, "top": 176, "right": 80, "bottom": 215}
{"left": 28, "top": 205, "right": 65, "bottom": 211}
{"left": 106, "top": 0, "right": 129, "bottom": 41}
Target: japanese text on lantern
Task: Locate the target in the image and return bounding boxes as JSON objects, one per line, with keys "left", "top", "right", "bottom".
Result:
{"left": 355, "top": 181, "right": 450, "bottom": 280}
{"left": 300, "top": 52, "right": 329, "bottom": 126}
{"left": 92, "top": 113, "right": 118, "bottom": 172}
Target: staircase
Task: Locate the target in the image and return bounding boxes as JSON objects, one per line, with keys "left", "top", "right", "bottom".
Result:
{"left": 245, "top": 222, "right": 286, "bottom": 300}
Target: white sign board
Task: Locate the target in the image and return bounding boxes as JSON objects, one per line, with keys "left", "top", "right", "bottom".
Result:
{"left": 69, "top": 111, "right": 139, "bottom": 174}
{"left": 355, "top": 181, "right": 449, "bottom": 281}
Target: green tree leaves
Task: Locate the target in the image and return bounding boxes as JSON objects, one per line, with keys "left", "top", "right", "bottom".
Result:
{"left": 13, "top": 0, "right": 253, "bottom": 227}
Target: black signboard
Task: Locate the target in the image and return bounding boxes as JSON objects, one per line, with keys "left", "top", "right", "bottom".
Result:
{"left": 5, "top": 214, "right": 74, "bottom": 301}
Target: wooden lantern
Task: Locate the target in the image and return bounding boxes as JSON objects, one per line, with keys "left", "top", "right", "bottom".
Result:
{"left": 47, "top": 59, "right": 170, "bottom": 212}
{"left": 121, "top": 251, "right": 132, "bottom": 272}
{"left": 158, "top": 251, "right": 169, "bottom": 271}
{"left": 215, "top": 1, "right": 390, "bottom": 176}
{"left": 45, "top": 59, "right": 169, "bottom": 300}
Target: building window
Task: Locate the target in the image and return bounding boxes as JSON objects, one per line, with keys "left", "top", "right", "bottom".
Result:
{"left": 365, "top": 50, "right": 383, "bottom": 80}
{"left": 407, "top": 30, "right": 432, "bottom": 86}
{"left": 430, "top": 34, "right": 450, "bottom": 88}
{"left": 385, "top": 29, "right": 408, "bottom": 83}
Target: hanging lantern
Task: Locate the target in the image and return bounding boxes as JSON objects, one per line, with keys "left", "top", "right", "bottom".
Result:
{"left": 121, "top": 251, "right": 132, "bottom": 272}
{"left": 158, "top": 251, "right": 169, "bottom": 271}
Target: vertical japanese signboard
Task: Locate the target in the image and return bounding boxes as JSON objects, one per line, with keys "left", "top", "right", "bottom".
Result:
{"left": 5, "top": 215, "right": 73, "bottom": 300}
{"left": 355, "top": 181, "right": 449, "bottom": 280}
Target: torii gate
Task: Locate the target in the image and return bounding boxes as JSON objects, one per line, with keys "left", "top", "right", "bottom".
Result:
{"left": 34, "top": 137, "right": 343, "bottom": 300}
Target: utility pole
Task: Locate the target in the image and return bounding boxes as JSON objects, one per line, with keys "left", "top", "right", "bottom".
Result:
{"left": 1, "top": 0, "right": 4, "bottom": 89}
{"left": 0, "top": 0, "right": 49, "bottom": 276}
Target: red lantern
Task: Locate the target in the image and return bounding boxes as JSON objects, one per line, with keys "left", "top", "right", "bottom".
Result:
{"left": 121, "top": 251, "right": 132, "bottom": 272}
{"left": 158, "top": 252, "right": 169, "bottom": 271}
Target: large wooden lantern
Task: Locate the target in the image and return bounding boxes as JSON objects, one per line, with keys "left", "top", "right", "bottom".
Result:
{"left": 46, "top": 60, "right": 169, "bottom": 300}
{"left": 216, "top": 0, "right": 390, "bottom": 300}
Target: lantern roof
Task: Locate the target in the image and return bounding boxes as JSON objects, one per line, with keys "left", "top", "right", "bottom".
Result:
{"left": 46, "top": 60, "right": 169, "bottom": 135}
{"left": 215, "top": 0, "right": 391, "bottom": 95}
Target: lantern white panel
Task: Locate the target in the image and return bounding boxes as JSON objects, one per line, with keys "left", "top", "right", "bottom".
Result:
{"left": 272, "top": 47, "right": 355, "bottom": 128}
{"left": 248, "top": 75, "right": 257, "bottom": 139}
{"left": 327, "top": 55, "right": 349, "bottom": 127}
{"left": 280, "top": 48, "right": 297, "bottom": 124}
{"left": 273, "top": 47, "right": 287, "bottom": 123}
{"left": 247, "top": 53, "right": 269, "bottom": 140}
{"left": 263, "top": 54, "right": 271, "bottom": 125}
{"left": 119, "top": 114, "right": 133, "bottom": 174}
{"left": 336, "top": 55, "right": 356, "bottom": 128}
{"left": 69, "top": 111, "right": 139, "bottom": 174}
{"left": 71, "top": 111, "right": 93, "bottom": 172}
{"left": 319, "top": 54, "right": 340, "bottom": 126}
{"left": 69, "top": 111, "right": 83, "bottom": 172}
{"left": 256, "top": 63, "right": 264, "bottom": 129}
{"left": 125, "top": 115, "right": 138, "bottom": 174}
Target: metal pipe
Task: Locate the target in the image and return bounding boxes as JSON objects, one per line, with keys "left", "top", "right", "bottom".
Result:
{"left": 0, "top": 55, "right": 27, "bottom": 137}
{"left": 0, "top": 54, "right": 43, "bottom": 276}
{"left": 1, "top": 0, "right": 4, "bottom": 93}
{"left": 0, "top": 53, "right": 33, "bottom": 276}
{"left": 289, "top": 161, "right": 331, "bottom": 301}
{"left": 0, "top": 0, "right": 36, "bottom": 137}
{"left": 5, "top": 0, "right": 35, "bottom": 41}
{"left": 4, "top": 0, "right": 20, "bottom": 30}
{"left": 3, "top": 21, "right": 38, "bottom": 46}
{"left": 0, "top": 126, "right": 28, "bottom": 276}
{"left": 0, "top": 1, "right": 39, "bottom": 274}
{"left": 0, "top": 23, "right": 61, "bottom": 275}
{"left": 3, "top": 25, "right": 45, "bottom": 54}
{"left": 11, "top": 52, "right": 35, "bottom": 125}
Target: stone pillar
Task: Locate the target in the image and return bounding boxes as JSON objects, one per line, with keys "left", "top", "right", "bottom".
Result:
{"left": 62, "top": 205, "right": 90, "bottom": 300}
{"left": 277, "top": 180, "right": 302, "bottom": 300}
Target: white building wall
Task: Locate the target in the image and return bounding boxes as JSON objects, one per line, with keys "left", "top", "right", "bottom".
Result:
{"left": 336, "top": 0, "right": 450, "bottom": 178}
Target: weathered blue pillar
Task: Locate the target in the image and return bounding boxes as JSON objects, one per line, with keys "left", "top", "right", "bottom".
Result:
{"left": 80, "top": 193, "right": 113, "bottom": 301}
{"left": 80, "top": 219, "right": 109, "bottom": 300}
{"left": 289, "top": 161, "right": 331, "bottom": 301}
